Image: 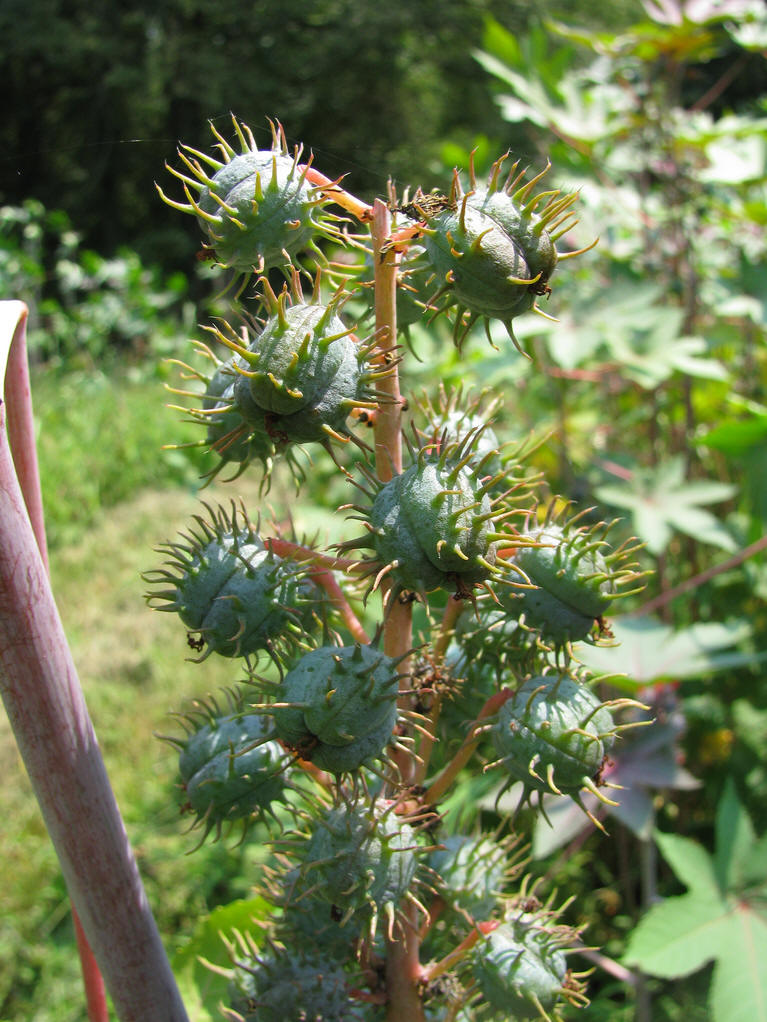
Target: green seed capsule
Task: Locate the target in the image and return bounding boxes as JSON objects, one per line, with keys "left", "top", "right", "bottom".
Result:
{"left": 472, "top": 913, "right": 572, "bottom": 1020}
{"left": 271, "top": 643, "right": 400, "bottom": 774}
{"left": 158, "top": 116, "right": 342, "bottom": 276}
{"left": 491, "top": 675, "right": 615, "bottom": 802}
{"left": 145, "top": 503, "right": 317, "bottom": 661}
{"left": 177, "top": 712, "right": 286, "bottom": 840}
{"left": 301, "top": 804, "right": 417, "bottom": 933}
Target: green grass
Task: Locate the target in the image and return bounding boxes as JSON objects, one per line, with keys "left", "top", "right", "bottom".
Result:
{"left": 30, "top": 365, "right": 206, "bottom": 550}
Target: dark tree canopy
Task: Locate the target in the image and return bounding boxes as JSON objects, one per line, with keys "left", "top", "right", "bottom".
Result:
{"left": 2, "top": 0, "right": 687, "bottom": 271}
{"left": 1, "top": 0, "right": 527, "bottom": 266}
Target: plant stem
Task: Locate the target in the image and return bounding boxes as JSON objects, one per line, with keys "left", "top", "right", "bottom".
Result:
{"left": 265, "top": 537, "right": 370, "bottom": 642}
{"left": 424, "top": 688, "right": 513, "bottom": 805}
{"left": 417, "top": 597, "right": 464, "bottom": 780}
{"left": 4, "top": 301, "right": 109, "bottom": 1022}
{"left": 371, "top": 200, "right": 404, "bottom": 482}
{"left": 421, "top": 921, "right": 495, "bottom": 984}
{"left": 625, "top": 533, "right": 767, "bottom": 618}
{"left": 302, "top": 165, "right": 374, "bottom": 222}
{"left": 369, "top": 200, "right": 425, "bottom": 1022}
{"left": 370, "top": 197, "right": 412, "bottom": 751}
{"left": 0, "top": 301, "right": 188, "bottom": 1022}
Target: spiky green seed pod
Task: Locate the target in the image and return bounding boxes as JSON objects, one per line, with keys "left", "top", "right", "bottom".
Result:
{"left": 342, "top": 433, "right": 519, "bottom": 600}
{"left": 466, "top": 156, "right": 569, "bottom": 284}
{"left": 491, "top": 675, "right": 617, "bottom": 814}
{"left": 145, "top": 503, "right": 317, "bottom": 661}
{"left": 207, "top": 273, "right": 389, "bottom": 448}
{"left": 430, "top": 835, "right": 512, "bottom": 919}
{"left": 410, "top": 156, "right": 593, "bottom": 348}
{"left": 176, "top": 712, "right": 287, "bottom": 840}
{"left": 470, "top": 910, "right": 585, "bottom": 1021}
{"left": 475, "top": 187, "right": 558, "bottom": 281}
{"left": 450, "top": 602, "right": 538, "bottom": 690}
{"left": 373, "top": 459, "right": 495, "bottom": 593}
{"left": 164, "top": 343, "right": 282, "bottom": 486}
{"left": 510, "top": 512, "right": 644, "bottom": 648}
{"left": 300, "top": 803, "right": 418, "bottom": 935}
{"left": 270, "top": 643, "right": 401, "bottom": 774}
{"left": 413, "top": 386, "right": 509, "bottom": 487}
{"left": 423, "top": 200, "right": 535, "bottom": 345}
{"left": 226, "top": 949, "right": 362, "bottom": 1022}
{"left": 517, "top": 525, "right": 613, "bottom": 620}
{"left": 201, "top": 357, "right": 277, "bottom": 469}
{"left": 158, "top": 116, "right": 342, "bottom": 276}
{"left": 272, "top": 885, "right": 359, "bottom": 961}
{"left": 429, "top": 409, "right": 502, "bottom": 471}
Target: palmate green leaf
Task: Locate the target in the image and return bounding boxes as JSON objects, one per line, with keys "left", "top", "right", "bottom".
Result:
{"left": 701, "top": 131, "right": 767, "bottom": 185}
{"left": 172, "top": 896, "right": 272, "bottom": 1021}
{"left": 578, "top": 617, "right": 753, "bottom": 684}
{"left": 663, "top": 504, "right": 737, "bottom": 552}
{"left": 739, "top": 835, "right": 767, "bottom": 898}
{"left": 727, "top": 0, "right": 767, "bottom": 51}
{"left": 545, "top": 282, "right": 727, "bottom": 383}
{"left": 474, "top": 54, "right": 556, "bottom": 130}
{"left": 626, "top": 787, "right": 767, "bottom": 1022}
{"left": 715, "top": 778, "right": 756, "bottom": 892}
{"left": 624, "top": 891, "right": 729, "bottom": 977}
{"left": 702, "top": 417, "right": 767, "bottom": 455}
{"left": 655, "top": 831, "right": 721, "bottom": 896}
{"left": 663, "top": 337, "right": 730, "bottom": 382}
{"left": 699, "top": 408, "right": 767, "bottom": 456}
{"left": 711, "top": 919, "right": 767, "bottom": 1022}
{"left": 480, "top": 18, "right": 577, "bottom": 93}
{"left": 595, "top": 312, "right": 728, "bottom": 388}
{"left": 475, "top": 24, "right": 629, "bottom": 146}
{"left": 595, "top": 456, "right": 737, "bottom": 555}
{"left": 628, "top": 896, "right": 767, "bottom": 1022}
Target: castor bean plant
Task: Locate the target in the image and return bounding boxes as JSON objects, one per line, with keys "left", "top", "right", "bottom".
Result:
{"left": 148, "top": 116, "right": 649, "bottom": 1022}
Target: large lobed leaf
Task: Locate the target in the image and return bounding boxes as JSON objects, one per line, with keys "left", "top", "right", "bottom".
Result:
{"left": 624, "top": 783, "right": 767, "bottom": 1022}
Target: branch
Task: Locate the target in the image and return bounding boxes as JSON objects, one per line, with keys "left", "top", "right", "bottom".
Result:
{"left": 302, "top": 165, "right": 374, "bottom": 222}
{"left": 423, "top": 688, "right": 514, "bottom": 805}
{"left": 265, "top": 537, "right": 370, "bottom": 642}
{"left": 625, "top": 534, "right": 767, "bottom": 618}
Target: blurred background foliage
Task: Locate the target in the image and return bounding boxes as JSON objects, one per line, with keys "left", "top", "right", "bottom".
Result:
{"left": 1, "top": 0, "right": 767, "bottom": 1019}
{"left": 1, "top": 0, "right": 644, "bottom": 268}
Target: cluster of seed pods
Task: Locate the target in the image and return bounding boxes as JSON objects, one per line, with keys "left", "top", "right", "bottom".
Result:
{"left": 146, "top": 116, "right": 648, "bottom": 1021}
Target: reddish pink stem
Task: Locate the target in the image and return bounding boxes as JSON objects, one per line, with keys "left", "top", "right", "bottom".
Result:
{"left": 0, "top": 301, "right": 188, "bottom": 1021}
{"left": 302, "top": 165, "right": 374, "bottom": 222}
{"left": 417, "top": 597, "right": 465, "bottom": 780}
{"left": 265, "top": 537, "right": 369, "bottom": 643}
{"left": 266, "top": 536, "right": 358, "bottom": 574}
{"left": 309, "top": 567, "right": 370, "bottom": 644}
{"left": 4, "top": 303, "right": 109, "bottom": 1022}
{"left": 420, "top": 919, "right": 499, "bottom": 984}
{"left": 424, "top": 688, "right": 514, "bottom": 805}
{"left": 73, "top": 912, "right": 110, "bottom": 1022}
{"left": 3, "top": 303, "right": 47, "bottom": 563}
